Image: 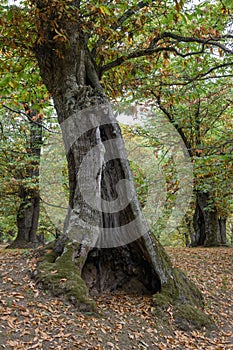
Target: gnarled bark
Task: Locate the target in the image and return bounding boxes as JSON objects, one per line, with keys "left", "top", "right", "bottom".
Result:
{"left": 33, "top": 1, "right": 209, "bottom": 328}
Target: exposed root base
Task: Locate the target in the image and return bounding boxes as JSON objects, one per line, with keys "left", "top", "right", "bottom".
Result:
{"left": 153, "top": 268, "right": 213, "bottom": 331}
{"left": 33, "top": 238, "right": 212, "bottom": 330}
{"left": 32, "top": 241, "right": 95, "bottom": 311}
{"left": 82, "top": 243, "right": 161, "bottom": 296}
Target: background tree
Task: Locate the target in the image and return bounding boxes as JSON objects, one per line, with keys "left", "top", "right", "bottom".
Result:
{"left": 0, "top": 103, "right": 43, "bottom": 246}
{"left": 148, "top": 70, "right": 233, "bottom": 246}
{"left": 0, "top": 103, "right": 60, "bottom": 245}
{"left": 116, "top": 77, "right": 233, "bottom": 247}
{"left": 0, "top": 20, "right": 56, "bottom": 246}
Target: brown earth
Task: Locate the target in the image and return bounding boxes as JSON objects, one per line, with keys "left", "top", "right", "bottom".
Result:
{"left": 0, "top": 245, "right": 232, "bottom": 349}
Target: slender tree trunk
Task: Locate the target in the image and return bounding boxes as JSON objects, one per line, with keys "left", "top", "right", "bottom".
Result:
{"left": 191, "top": 191, "right": 227, "bottom": 246}
{"left": 231, "top": 220, "right": 233, "bottom": 246}
{"left": 16, "top": 186, "right": 40, "bottom": 243}
{"left": 218, "top": 217, "right": 227, "bottom": 244}
{"left": 32, "top": 3, "right": 210, "bottom": 329}
{"left": 10, "top": 115, "right": 42, "bottom": 248}
{"left": 184, "top": 213, "right": 193, "bottom": 247}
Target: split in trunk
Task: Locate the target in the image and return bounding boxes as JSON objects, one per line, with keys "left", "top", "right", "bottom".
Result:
{"left": 33, "top": 2, "right": 211, "bottom": 329}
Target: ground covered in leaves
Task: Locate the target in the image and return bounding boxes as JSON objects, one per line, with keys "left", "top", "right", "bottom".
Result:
{"left": 0, "top": 245, "right": 232, "bottom": 349}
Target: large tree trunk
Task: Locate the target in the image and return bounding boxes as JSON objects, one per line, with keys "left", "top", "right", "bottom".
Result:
{"left": 10, "top": 115, "right": 42, "bottom": 248}
{"left": 191, "top": 191, "right": 227, "bottom": 247}
{"left": 32, "top": 2, "right": 210, "bottom": 328}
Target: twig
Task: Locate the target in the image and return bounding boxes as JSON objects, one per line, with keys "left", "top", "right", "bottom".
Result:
{"left": 2, "top": 104, "right": 60, "bottom": 134}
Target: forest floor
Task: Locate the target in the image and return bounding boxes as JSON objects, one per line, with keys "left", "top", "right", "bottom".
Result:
{"left": 0, "top": 245, "right": 232, "bottom": 350}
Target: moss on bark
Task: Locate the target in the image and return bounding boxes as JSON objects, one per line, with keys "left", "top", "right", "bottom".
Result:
{"left": 33, "top": 240, "right": 95, "bottom": 311}
{"left": 153, "top": 268, "right": 212, "bottom": 330}
{"left": 34, "top": 238, "right": 212, "bottom": 330}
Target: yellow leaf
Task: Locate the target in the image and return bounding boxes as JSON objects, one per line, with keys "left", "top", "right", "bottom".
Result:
{"left": 99, "top": 5, "right": 111, "bottom": 15}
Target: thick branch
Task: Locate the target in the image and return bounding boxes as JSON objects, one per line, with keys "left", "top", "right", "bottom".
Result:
{"left": 101, "top": 32, "right": 233, "bottom": 74}
{"left": 101, "top": 46, "right": 197, "bottom": 74}
{"left": 149, "top": 32, "right": 233, "bottom": 53}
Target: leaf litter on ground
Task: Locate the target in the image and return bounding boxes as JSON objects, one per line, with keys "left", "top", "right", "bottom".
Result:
{"left": 0, "top": 245, "right": 232, "bottom": 349}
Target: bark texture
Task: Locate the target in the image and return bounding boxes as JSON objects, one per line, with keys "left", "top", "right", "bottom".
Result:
{"left": 191, "top": 191, "right": 227, "bottom": 247}
{"left": 33, "top": 1, "right": 209, "bottom": 328}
